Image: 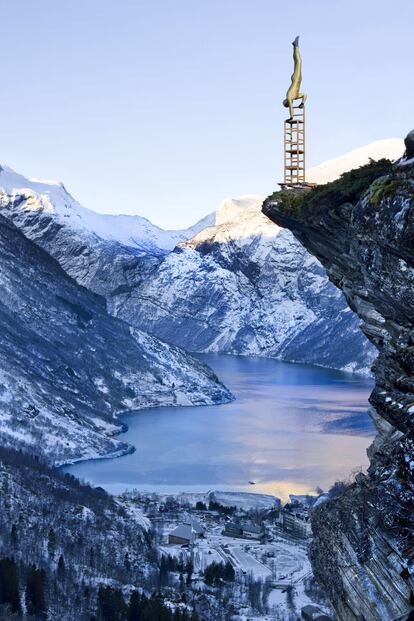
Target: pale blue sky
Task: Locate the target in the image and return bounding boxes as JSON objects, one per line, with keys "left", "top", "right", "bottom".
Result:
{"left": 0, "top": 0, "right": 412, "bottom": 228}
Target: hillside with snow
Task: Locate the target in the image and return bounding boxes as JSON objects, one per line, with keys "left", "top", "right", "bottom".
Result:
{"left": 0, "top": 212, "right": 232, "bottom": 464}
{"left": 0, "top": 164, "right": 198, "bottom": 298}
{"left": 0, "top": 164, "right": 213, "bottom": 254}
{"left": 0, "top": 139, "right": 402, "bottom": 375}
{"left": 126, "top": 194, "right": 376, "bottom": 373}
{"left": 307, "top": 138, "right": 404, "bottom": 184}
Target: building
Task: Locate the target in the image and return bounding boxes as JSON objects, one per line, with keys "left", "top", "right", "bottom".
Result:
{"left": 241, "top": 523, "right": 262, "bottom": 540}
{"left": 184, "top": 517, "right": 205, "bottom": 537}
{"left": 168, "top": 524, "right": 194, "bottom": 546}
{"left": 301, "top": 605, "right": 333, "bottom": 620}
{"left": 223, "top": 522, "right": 243, "bottom": 538}
{"left": 223, "top": 522, "right": 262, "bottom": 540}
{"left": 282, "top": 510, "right": 311, "bottom": 539}
{"left": 168, "top": 518, "right": 205, "bottom": 545}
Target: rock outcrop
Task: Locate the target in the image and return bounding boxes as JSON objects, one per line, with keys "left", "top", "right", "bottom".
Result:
{"left": 405, "top": 131, "right": 414, "bottom": 159}
{"left": 263, "top": 148, "right": 414, "bottom": 620}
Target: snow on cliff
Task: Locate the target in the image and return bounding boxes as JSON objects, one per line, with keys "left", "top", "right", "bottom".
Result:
{"left": 187, "top": 195, "right": 275, "bottom": 245}
{"left": 307, "top": 138, "right": 404, "bottom": 184}
{"left": 215, "top": 195, "right": 265, "bottom": 226}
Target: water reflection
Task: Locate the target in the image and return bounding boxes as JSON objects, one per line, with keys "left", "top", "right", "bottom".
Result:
{"left": 64, "top": 355, "right": 374, "bottom": 501}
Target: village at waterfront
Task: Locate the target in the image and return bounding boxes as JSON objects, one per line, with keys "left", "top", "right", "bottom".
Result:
{"left": 120, "top": 488, "right": 334, "bottom": 620}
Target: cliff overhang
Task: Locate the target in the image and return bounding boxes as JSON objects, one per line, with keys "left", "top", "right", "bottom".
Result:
{"left": 263, "top": 149, "right": 414, "bottom": 620}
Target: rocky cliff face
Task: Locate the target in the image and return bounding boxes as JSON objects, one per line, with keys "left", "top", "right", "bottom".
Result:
{"left": 0, "top": 214, "right": 231, "bottom": 465}
{"left": 263, "top": 154, "right": 414, "bottom": 619}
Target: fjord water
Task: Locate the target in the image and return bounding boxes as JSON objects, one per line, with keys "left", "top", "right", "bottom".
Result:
{"left": 65, "top": 355, "right": 374, "bottom": 500}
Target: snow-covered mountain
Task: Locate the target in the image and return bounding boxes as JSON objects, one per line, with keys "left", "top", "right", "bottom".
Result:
{"left": 0, "top": 164, "right": 214, "bottom": 300}
{"left": 0, "top": 211, "right": 231, "bottom": 464}
{"left": 0, "top": 165, "right": 212, "bottom": 254}
{"left": 117, "top": 141, "right": 403, "bottom": 372}
{"left": 124, "top": 196, "right": 376, "bottom": 373}
{"left": 1, "top": 140, "right": 400, "bottom": 376}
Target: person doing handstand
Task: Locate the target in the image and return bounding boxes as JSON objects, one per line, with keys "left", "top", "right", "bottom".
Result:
{"left": 283, "top": 36, "right": 307, "bottom": 121}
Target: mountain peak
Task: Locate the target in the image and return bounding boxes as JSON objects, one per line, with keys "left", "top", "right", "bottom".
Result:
{"left": 215, "top": 195, "right": 264, "bottom": 226}
{"left": 0, "top": 164, "right": 213, "bottom": 254}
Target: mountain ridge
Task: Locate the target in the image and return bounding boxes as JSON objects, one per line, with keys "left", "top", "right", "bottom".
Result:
{"left": 129, "top": 196, "right": 376, "bottom": 373}
{"left": 0, "top": 164, "right": 214, "bottom": 255}
{"left": 0, "top": 139, "right": 401, "bottom": 377}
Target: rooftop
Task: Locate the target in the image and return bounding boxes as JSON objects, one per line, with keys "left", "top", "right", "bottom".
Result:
{"left": 169, "top": 524, "right": 194, "bottom": 542}
{"left": 242, "top": 523, "right": 262, "bottom": 534}
{"left": 183, "top": 517, "right": 205, "bottom": 534}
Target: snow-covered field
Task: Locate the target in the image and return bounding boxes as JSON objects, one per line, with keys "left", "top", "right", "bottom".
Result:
{"left": 206, "top": 491, "right": 281, "bottom": 512}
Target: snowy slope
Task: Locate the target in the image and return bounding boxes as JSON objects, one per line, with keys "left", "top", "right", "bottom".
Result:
{"left": 0, "top": 214, "right": 232, "bottom": 464}
{"left": 1, "top": 139, "right": 401, "bottom": 375}
{"left": 0, "top": 165, "right": 177, "bottom": 296}
{"left": 307, "top": 138, "right": 404, "bottom": 184}
{"left": 126, "top": 195, "right": 376, "bottom": 373}
{"left": 0, "top": 164, "right": 213, "bottom": 254}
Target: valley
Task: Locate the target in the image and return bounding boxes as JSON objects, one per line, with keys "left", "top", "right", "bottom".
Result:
{"left": 0, "top": 137, "right": 410, "bottom": 620}
{"left": 0, "top": 4, "right": 412, "bottom": 619}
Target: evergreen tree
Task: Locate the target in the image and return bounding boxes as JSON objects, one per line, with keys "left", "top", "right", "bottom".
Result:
{"left": 204, "top": 561, "right": 234, "bottom": 586}
{"left": 247, "top": 577, "right": 262, "bottom": 611}
{"left": 127, "top": 590, "right": 141, "bottom": 621}
{"left": 25, "top": 566, "right": 47, "bottom": 620}
{"left": 124, "top": 552, "right": 131, "bottom": 572}
{"left": 159, "top": 556, "right": 169, "bottom": 588}
{"left": 223, "top": 562, "right": 235, "bottom": 581}
{"left": 186, "top": 560, "right": 193, "bottom": 586}
{"left": 47, "top": 529, "right": 56, "bottom": 560}
{"left": 127, "top": 591, "right": 195, "bottom": 621}
{"left": 165, "top": 555, "right": 176, "bottom": 571}
{"left": 57, "top": 555, "right": 65, "bottom": 580}
{"left": 144, "top": 594, "right": 173, "bottom": 621}
{"left": 10, "top": 524, "right": 18, "bottom": 548}
{"left": 97, "top": 585, "right": 127, "bottom": 621}
{"left": 0, "top": 557, "right": 21, "bottom": 614}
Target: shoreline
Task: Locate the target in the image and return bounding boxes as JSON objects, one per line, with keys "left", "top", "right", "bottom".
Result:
{"left": 59, "top": 355, "right": 374, "bottom": 503}
{"left": 56, "top": 382, "right": 236, "bottom": 470}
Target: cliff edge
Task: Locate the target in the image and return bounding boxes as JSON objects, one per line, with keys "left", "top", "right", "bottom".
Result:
{"left": 263, "top": 140, "right": 414, "bottom": 620}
